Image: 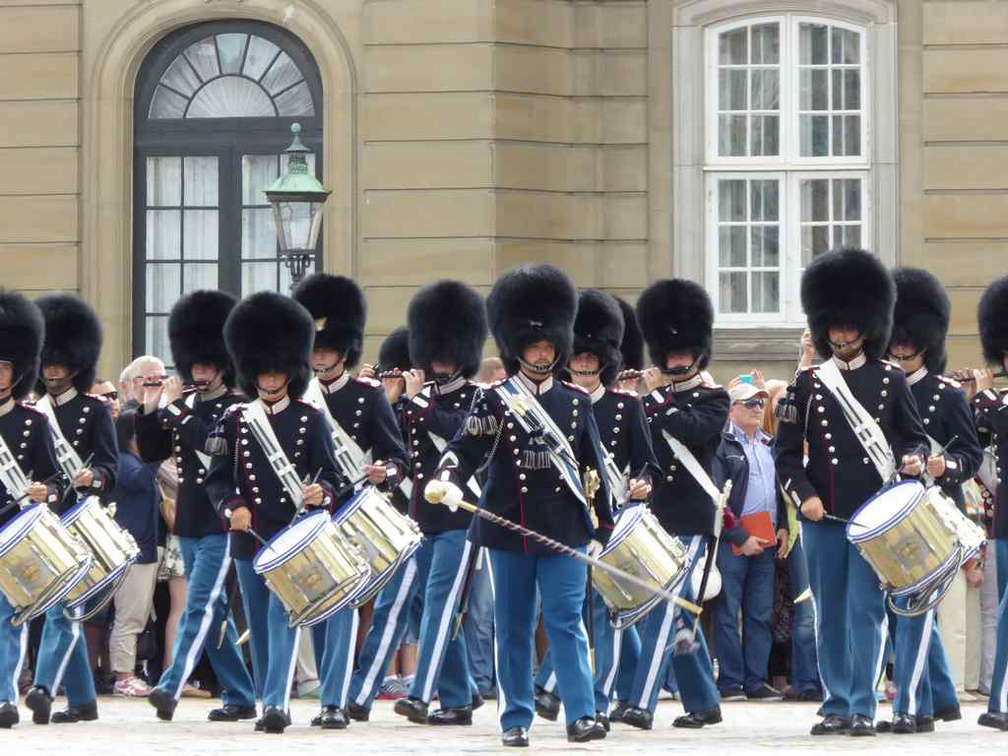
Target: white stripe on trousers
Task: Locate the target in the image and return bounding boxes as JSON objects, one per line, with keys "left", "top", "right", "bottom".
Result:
{"left": 486, "top": 555, "right": 510, "bottom": 733}
{"left": 421, "top": 538, "right": 473, "bottom": 703}
{"left": 803, "top": 522, "right": 834, "bottom": 705}
{"left": 873, "top": 613, "right": 890, "bottom": 695}
{"left": 339, "top": 609, "right": 360, "bottom": 706}
{"left": 11, "top": 625, "right": 27, "bottom": 701}
{"left": 543, "top": 671, "right": 557, "bottom": 694}
{"left": 602, "top": 627, "right": 624, "bottom": 703}
{"left": 282, "top": 627, "right": 302, "bottom": 712}
{"left": 354, "top": 558, "right": 419, "bottom": 705}
{"left": 173, "top": 534, "right": 232, "bottom": 700}
{"left": 906, "top": 610, "right": 934, "bottom": 716}
{"left": 635, "top": 537, "right": 703, "bottom": 708}
{"left": 51, "top": 605, "right": 83, "bottom": 695}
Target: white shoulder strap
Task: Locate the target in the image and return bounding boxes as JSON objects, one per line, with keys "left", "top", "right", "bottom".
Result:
{"left": 183, "top": 393, "right": 212, "bottom": 469}
{"left": 35, "top": 394, "right": 84, "bottom": 478}
{"left": 242, "top": 401, "right": 304, "bottom": 506}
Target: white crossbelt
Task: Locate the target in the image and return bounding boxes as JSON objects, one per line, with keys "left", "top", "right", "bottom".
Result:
{"left": 0, "top": 427, "right": 29, "bottom": 504}
{"left": 419, "top": 386, "right": 482, "bottom": 500}
{"left": 661, "top": 429, "right": 724, "bottom": 537}
{"left": 241, "top": 400, "right": 305, "bottom": 508}
{"left": 184, "top": 393, "right": 212, "bottom": 469}
{"left": 35, "top": 394, "right": 85, "bottom": 480}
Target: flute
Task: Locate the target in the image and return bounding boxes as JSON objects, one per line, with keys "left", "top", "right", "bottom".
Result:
{"left": 955, "top": 370, "right": 1008, "bottom": 382}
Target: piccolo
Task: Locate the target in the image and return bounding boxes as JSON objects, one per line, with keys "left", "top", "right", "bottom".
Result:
{"left": 952, "top": 370, "right": 1008, "bottom": 382}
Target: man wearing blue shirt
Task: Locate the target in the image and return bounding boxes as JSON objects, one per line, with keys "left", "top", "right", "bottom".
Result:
{"left": 712, "top": 382, "right": 788, "bottom": 701}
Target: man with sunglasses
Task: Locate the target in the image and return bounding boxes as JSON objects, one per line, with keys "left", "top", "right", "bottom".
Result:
{"left": 711, "top": 382, "right": 789, "bottom": 703}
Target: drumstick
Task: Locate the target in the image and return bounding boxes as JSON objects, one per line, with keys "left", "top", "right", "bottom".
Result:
{"left": 224, "top": 508, "right": 275, "bottom": 554}
{"left": 333, "top": 473, "right": 369, "bottom": 500}
{"left": 823, "top": 513, "right": 850, "bottom": 525}
{"left": 290, "top": 468, "right": 324, "bottom": 523}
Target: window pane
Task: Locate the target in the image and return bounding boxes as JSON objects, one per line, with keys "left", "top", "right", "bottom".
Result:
{"left": 842, "top": 225, "right": 861, "bottom": 247}
{"left": 719, "top": 27, "right": 747, "bottom": 65}
{"left": 752, "top": 272, "right": 779, "bottom": 313}
{"left": 833, "top": 27, "right": 860, "bottom": 64}
{"left": 242, "top": 208, "right": 277, "bottom": 259}
{"left": 801, "top": 225, "right": 831, "bottom": 265}
{"left": 751, "top": 23, "right": 779, "bottom": 64}
{"left": 800, "top": 115, "right": 830, "bottom": 156}
{"left": 183, "top": 210, "right": 218, "bottom": 260}
{"left": 145, "top": 316, "right": 171, "bottom": 366}
{"left": 261, "top": 51, "right": 302, "bottom": 96}
{"left": 719, "top": 272, "right": 747, "bottom": 313}
{"left": 243, "top": 36, "right": 280, "bottom": 81}
{"left": 800, "top": 69, "right": 828, "bottom": 111}
{"left": 719, "top": 69, "right": 747, "bottom": 110}
{"left": 183, "top": 156, "right": 218, "bottom": 206}
{"left": 837, "top": 178, "right": 862, "bottom": 220}
{"left": 801, "top": 179, "right": 829, "bottom": 222}
{"left": 184, "top": 38, "right": 220, "bottom": 81}
{"left": 844, "top": 69, "right": 861, "bottom": 110}
{"left": 750, "top": 115, "right": 779, "bottom": 156}
{"left": 161, "top": 56, "right": 202, "bottom": 97}
{"left": 750, "top": 179, "right": 778, "bottom": 221}
{"left": 146, "top": 157, "right": 181, "bottom": 206}
{"left": 183, "top": 263, "right": 218, "bottom": 293}
{"left": 149, "top": 86, "right": 187, "bottom": 119}
{"left": 187, "top": 77, "right": 275, "bottom": 118}
{"left": 242, "top": 155, "right": 279, "bottom": 205}
{"left": 718, "top": 179, "right": 746, "bottom": 221}
{"left": 718, "top": 226, "right": 746, "bottom": 267}
{"left": 217, "top": 33, "right": 247, "bottom": 74}
{"left": 751, "top": 69, "right": 779, "bottom": 110}
{"left": 242, "top": 261, "right": 278, "bottom": 295}
{"left": 751, "top": 226, "right": 779, "bottom": 267}
{"left": 800, "top": 23, "right": 828, "bottom": 65}
{"left": 146, "top": 210, "right": 180, "bottom": 260}
{"left": 275, "top": 82, "right": 315, "bottom": 116}
{"left": 146, "top": 263, "right": 180, "bottom": 312}
{"left": 844, "top": 115, "right": 861, "bottom": 156}
{"left": 718, "top": 115, "right": 746, "bottom": 156}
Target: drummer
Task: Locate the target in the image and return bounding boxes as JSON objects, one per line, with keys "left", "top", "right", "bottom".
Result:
{"left": 882, "top": 268, "right": 982, "bottom": 734}
{"left": 621, "top": 279, "right": 726, "bottom": 731}
{"left": 26, "top": 295, "right": 117, "bottom": 727}
{"left": 137, "top": 291, "right": 257, "bottom": 724}
{"left": 424, "top": 264, "right": 614, "bottom": 747}
{"left": 0, "top": 290, "right": 66, "bottom": 729}
{"left": 291, "top": 273, "right": 407, "bottom": 730}
{"left": 972, "top": 275, "right": 1008, "bottom": 731}
{"left": 533, "top": 289, "right": 657, "bottom": 727}
{"left": 206, "top": 291, "right": 343, "bottom": 735}
{"left": 348, "top": 280, "right": 487, "bottom": 726}
{"left": 775, "top": 248, "right": 929, "bottom": 736}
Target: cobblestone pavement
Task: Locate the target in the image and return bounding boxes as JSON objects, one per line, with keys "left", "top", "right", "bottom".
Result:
{"left": 5, "top": 698, "right": 1002, "bottom": 754}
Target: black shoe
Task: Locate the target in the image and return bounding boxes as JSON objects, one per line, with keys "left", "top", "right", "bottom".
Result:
{"left": 471, "top": 693, "right": 484, "bottom": 711}
{"left": 747, "top": 684, "right": 783, "bottom": 701}
{"left": 915, "top": 716, "right": 935, "bottom": 733}
{"left": 595, "top": 711, "right": 610, "bottom": 732}
{"left": 255, "top": 708, "right": 292, "bottom": 732}
{"left": 148, "top": 687, "right": 176, "bottom": 722}
{"left": 393, "top": 696, "right": 428, "bottom": 724}
{"left": 848, "top": 714, "right": 875, "bottom": 737}
{"left": 320, "top": 706, "right": 348, "bottom": 730}
{"left": 784, "top": 688, "right": 822, "bottom": 702}
{"left": 978, "top": 711, "right": 1008, "bottom": 731}
{"left": 609, "top": 700, "right": 630, "bottom": 723}
{"left": 502, "top": 726, "right": 529, "bottom": 747}
{"left": 934, "top": 704, "right": 961, "bottom": 722}
{"left": 621, "top": 706, "right": 653, "bottom": 730}
{"left": 25, "top": 686, "right": 51, "bottom": 725}
{"left": 875, "top": 719, "right": 893, "bottom": 733}
{"left": 533, "top": 689, "right": 560, "bottom": 722}
{"left": 50, "top": 701, "right": 98, "bottom": 724}
{"left": 891, "top": 713, "right": 916, "bottom": 734}
{"left": 673, "top": 707, "right": 722, "bottom": 728}
{"left": 567, "top": 716, "right": 607, "bottom": 743}
{"left": 260, "top": 706, "right": 287, "bottom": 734}
{"left": 428, "top": 706, "right": 473, "bottom": 726}
{"left": 720, "top": 686, "right": 746, "bottom": 702}
{"left": 810, "top": 714, "right": 851, "bottom": 735}
{"left": 0, "top": 702, "right": 17, "bottom": 729}
{"left": 347, "top": 701, "right": 370, "bottom": 722}
{"left": 208, "top": 704, "right": 256, "bottom": 722}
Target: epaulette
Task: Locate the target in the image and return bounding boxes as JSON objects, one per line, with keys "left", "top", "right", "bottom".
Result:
{"left": 936, "top": 375, "right": 962, "bottom": 389}
{"left": 353, "top": 376, "right": 381, "bottom": 388}
{"left": 221, "top": 402, "right": 245, "bottom": 418}
{"left": 699, "top": 380, "right": 724, "bottom": 390}
{"left": 562, "top": 380, "right": 590, "bottom": 395}
{"left": 20, "top": 403, "right": 45, "bottom": 416}
{"left": 611, "top": 387, "right": 639, "bottom": 397}
{"left": 797, "top": 364, "right": 819, "bottom": 374}
{"left": 879, "top": 358, "right": 902, "bottom": 370}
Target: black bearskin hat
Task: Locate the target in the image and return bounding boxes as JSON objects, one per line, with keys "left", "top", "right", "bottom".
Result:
{"left": 292, "top": 273, "right": 366, "bottom": 369}
{"left": 0, "top": 290, "right": 43, "bottom": 401}
{"left": 36, "top": 294, "right": 102, "bottom": 393}
{"left": 169, "top": 290, "right": 237, "bottom": 386}
{"left": 616, "top": 296, "right": 644, "bottom": 372}
{"left": 224, "top": 291, "right": 314, "bottom": 400}
{"left": 891, "top": 268, "right": 951, "bottom": 374}
{"left": 801, "top": 248, "right": 894, "bottom": 361}
{"left": 486, "top": 264, "right": 577, "bottom": 375}
{"left": 573, "top": 290, "right": 624, "bottom": 387}
{"left": 408, "top": 280, "right": 487, "bottom": 379}
{"left": 378, "top": 327, "right": 411, "bottom": 373}
{"left": 979, "top": 275, "right": 1008, "bottom": 366}
{"left": 637, "top": 279, "right": 714, "bottom": 369}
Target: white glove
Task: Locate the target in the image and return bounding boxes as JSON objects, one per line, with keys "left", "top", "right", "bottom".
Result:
{"left": 424, "top": 479, "right": 464, "bottom": 512}
{"left": 587, "top": 539, "right": 603, "bottom": 559}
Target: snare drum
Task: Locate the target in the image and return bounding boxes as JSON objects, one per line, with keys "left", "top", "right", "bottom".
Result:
{"left": 253, "top": 511, "right": 371, "bottom": 628}
{"left": 61, "top": 496, "right": 141, "bottom": 619}
{"left": 593, "top": 506, "right": 689, "bottom": 629}
{"left": 924, "top": 486, "right": 987, "bottom": 563}
{"left": 0, "top": 505, "right": 91, "bottom": 626}
{"left": 332, "top": 486, "right": 422, "bottom": 607}
{"left": 847, "top": 480, "right": 959, "bottom": 603}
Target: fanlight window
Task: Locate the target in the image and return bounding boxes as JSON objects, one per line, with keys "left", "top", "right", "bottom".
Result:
{"left": 149, "top": 33, "right": 315, "bottom": 119}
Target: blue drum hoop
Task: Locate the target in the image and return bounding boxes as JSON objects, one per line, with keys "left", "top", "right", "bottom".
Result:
{"left": 0, "top": 505, "right": 44, "bottom": 560}
{"left": 253, "top": 511, "right": 329, "bottom": 574}
{"left": 600, "top": 505, "right": 645, "bottom": 557}
{"left": 847, "top": 480, "right": 925, "bottom": 544}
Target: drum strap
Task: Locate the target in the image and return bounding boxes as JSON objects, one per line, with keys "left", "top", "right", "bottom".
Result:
{"left": 0, "top": 426, "right": 29, "bottom": 505}
{"left": 660, "top": 430, "right": 725, "bottom": 539}
{"left": 419, "top": 386, "right": 482, "bottom": 500}
{"left": 35, "top": 394, "right": 85, "bottom": 480}
{"left": 815, "top": 360, "right": 896, "bottom": 483}
{"left": 183, "top": 393, "right": 212, "bottom": 469}
{"left": 303, "top": 379, "right": 372, "bottom": 478}
{"left": 241, "top": 401, "right": 305, "bottom": 508}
